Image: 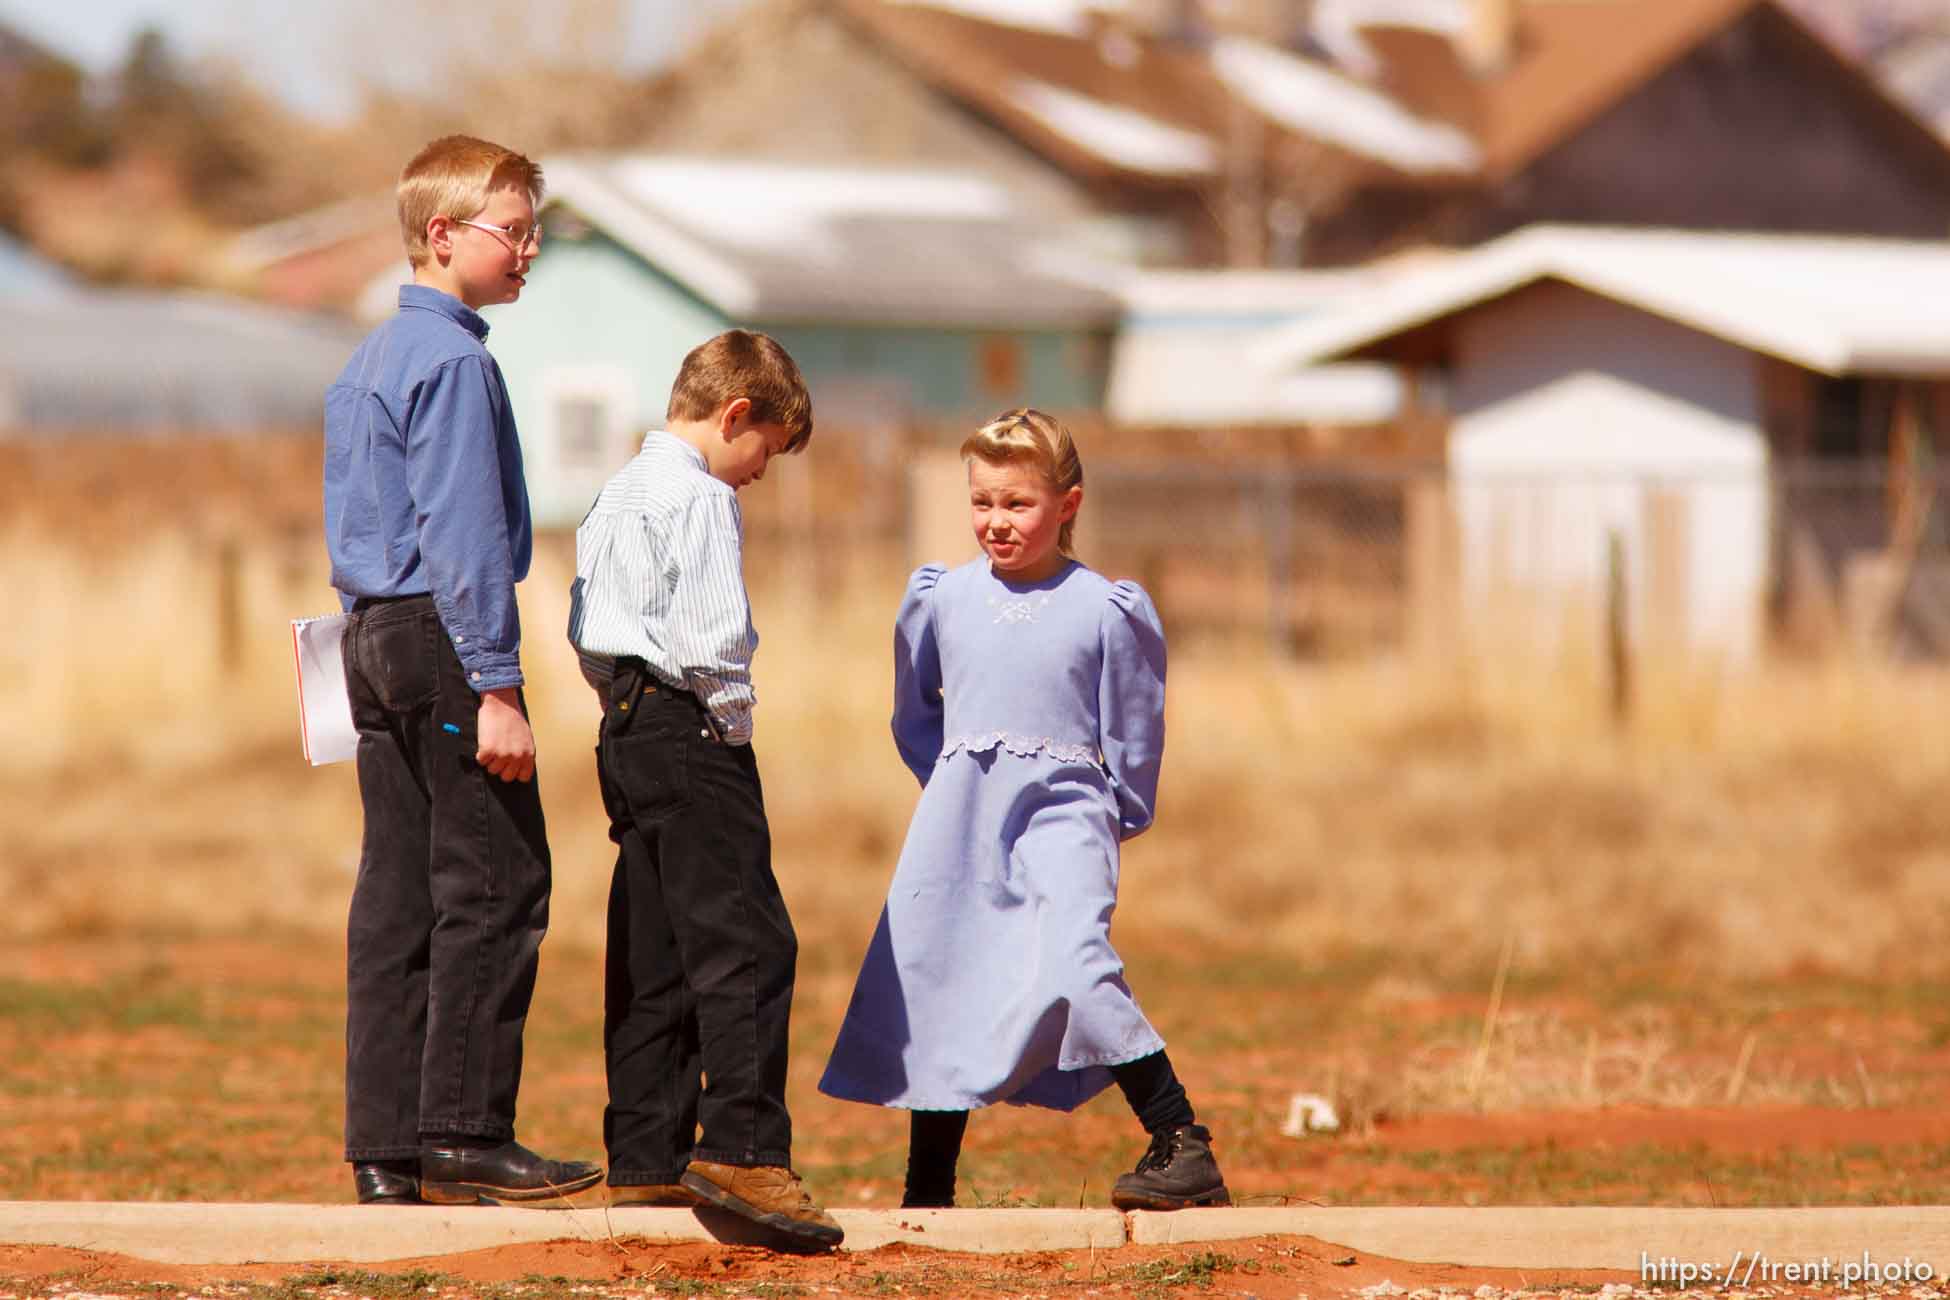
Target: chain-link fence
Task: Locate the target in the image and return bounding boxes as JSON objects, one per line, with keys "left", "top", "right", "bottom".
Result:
{"left": 1772, "top": 462, "right": 1950, "bottom": 658}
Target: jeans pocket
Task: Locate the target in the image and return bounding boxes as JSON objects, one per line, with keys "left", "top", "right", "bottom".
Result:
{"left": 356, "top": 610, "right": 440, "bottom": 713}
{"left": 608, "top": 730, "right": 690, "bottom": 824}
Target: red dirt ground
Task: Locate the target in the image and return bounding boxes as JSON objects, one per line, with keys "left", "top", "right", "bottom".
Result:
{"left": 0, "top": 1235, "right": 1634, "bottom": 1299}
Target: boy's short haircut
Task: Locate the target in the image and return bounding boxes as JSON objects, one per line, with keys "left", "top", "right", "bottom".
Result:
{"left": 962, "top": 407, "right": 1085, "bottom": 554}
{"left": 666, "top": 330, "right": 814, "bottom": 451}
{"left": 398, "top": 135, "right": 545, "bottom": 269}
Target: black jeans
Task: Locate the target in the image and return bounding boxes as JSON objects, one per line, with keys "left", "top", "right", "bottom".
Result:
{"left": 597, "top": 658, "right": 796, "bottom": 1183}
{"left": 340, "top": 595, "right": 552, "bottom": 1162}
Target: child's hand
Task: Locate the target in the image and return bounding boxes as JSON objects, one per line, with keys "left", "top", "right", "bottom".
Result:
{"left": 477, "top": 688, "right": 537, "bottom": 782}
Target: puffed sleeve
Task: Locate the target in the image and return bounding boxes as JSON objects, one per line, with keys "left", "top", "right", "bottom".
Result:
{"left": 1099, "top": 580, "right": 1167, "bottom": 840}
{"left": 890, "top": 564, "right": 948, "bottom": 786}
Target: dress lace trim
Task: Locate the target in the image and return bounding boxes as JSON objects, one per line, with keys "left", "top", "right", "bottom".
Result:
{"left": 939, "top": 731, "right": 1101, "bottom": 766}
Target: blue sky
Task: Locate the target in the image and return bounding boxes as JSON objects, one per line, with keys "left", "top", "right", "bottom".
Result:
{"left": 0, "top": 0, "right": 750, "bottom": 119}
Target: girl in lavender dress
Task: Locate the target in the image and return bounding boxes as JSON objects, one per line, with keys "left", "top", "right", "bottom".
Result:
{"left": 819, "top": 408, "right": 1229, "bottom": 1211}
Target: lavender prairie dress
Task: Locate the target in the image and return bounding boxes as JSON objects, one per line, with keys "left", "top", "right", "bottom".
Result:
{"left": 819, "top": 558, "right": 1168, "bottom": 1113}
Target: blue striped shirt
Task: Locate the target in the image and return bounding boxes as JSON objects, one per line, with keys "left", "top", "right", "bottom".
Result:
{"left": 569, "top": 431, "right": 759, "bottom": 744}
{"left": 324, "top": 285, "right": 533, "bottom": 691}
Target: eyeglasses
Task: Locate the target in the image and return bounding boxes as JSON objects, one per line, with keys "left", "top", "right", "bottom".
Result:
{"left": 455, "top": 218, "right": 542, "bottom": 252}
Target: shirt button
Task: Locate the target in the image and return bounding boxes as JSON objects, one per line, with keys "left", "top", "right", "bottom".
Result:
{"left": 455, "top": 636, "right": 466, "bottom": 644}
{"left": 471, "top": 671, "right": 482, "bottom": 681}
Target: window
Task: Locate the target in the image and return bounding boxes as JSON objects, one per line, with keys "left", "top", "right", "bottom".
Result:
{"left": 1813, "top": 378, "right": 1866, "bottom": 458}
{"left": 979, "top": 335, "right": 1022, "bottom": 398}
{"left": 555, "top": 395, "right": 606, "bottom": 472}
{"left": 1813, "top": 377, "right": 1899, "bottom": 459}
{"left": 542, "top": 367, "right": 638, "bottom": 482}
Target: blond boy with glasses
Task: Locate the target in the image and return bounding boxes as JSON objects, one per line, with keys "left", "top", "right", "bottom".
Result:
{"left": 324, "top": 135, "right": 599, "bottom": 1207}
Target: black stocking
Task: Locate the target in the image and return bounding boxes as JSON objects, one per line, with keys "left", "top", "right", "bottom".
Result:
{"left": 902, "top": 1109, "right": 969, "bottom": 1208}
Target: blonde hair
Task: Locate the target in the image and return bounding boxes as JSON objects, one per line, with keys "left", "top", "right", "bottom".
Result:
{"left": 667, "top": 330, "right": 814, "bottom": 450}
{"left": 397, "top": 135, "right": 545, "bottom": 269}
{"left": 960, "top": 407, "right": 1084, "bottom": 554}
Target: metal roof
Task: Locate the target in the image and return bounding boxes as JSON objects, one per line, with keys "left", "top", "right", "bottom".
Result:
{"left": 541, "top": 154, "right": 1125, "bottom": 329}
{"left": 0, "top": 290, "right": 363, "bottom": 433}
{"left": 1257, "top": 224, "right": 1950, "bottom": 377}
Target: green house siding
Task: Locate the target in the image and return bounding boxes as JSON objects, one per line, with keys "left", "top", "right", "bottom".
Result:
{"left": 486, "top": 229, "right": 729, "bottom": 529}
{"left": 485, "top": 227, "right": 1112, "bottom": 529}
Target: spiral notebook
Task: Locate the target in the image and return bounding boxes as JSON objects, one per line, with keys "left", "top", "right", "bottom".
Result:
{"left": 291, "top": 613, "right": 357, "bottom": 765}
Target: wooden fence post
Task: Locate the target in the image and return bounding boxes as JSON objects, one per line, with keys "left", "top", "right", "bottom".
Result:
{"left": 1607, "top": 529, "right": 1632, "bottom": 725}
{"left": 1406, "top": 478, "right": 1460, "bottom": 660}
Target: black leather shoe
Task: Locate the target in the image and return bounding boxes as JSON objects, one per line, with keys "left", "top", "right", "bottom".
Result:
{"left": 1110, "top": 1124, "right": 1231, "bottom": 1211}
{"left": 354, "top": 1159, "right": 422, "bottom": 1205}
{"left": 420, "top": 1140, "right": 603, "bottom": 1204}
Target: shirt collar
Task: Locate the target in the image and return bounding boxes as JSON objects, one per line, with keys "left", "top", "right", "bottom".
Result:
{"left": 398, "top": 284, "right": 489, "bottom": 341}
{"left": 645, "top": 429, "right": 710, "bottom": 474}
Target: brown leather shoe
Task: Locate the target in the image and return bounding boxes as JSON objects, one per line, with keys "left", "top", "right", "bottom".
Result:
{"left": 680, "top": 1160, "right": 843, "bottom": 1248}
{"left": 607, "top": 1183, "right": 698, "bottom": 1207}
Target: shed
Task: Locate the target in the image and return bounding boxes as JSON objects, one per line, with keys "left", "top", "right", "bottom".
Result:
{"left": 225, "top": 193, "right": 401, "bottom": 314}
{"left": 1258, "top": 225, "right": 1950, "bottom": 658}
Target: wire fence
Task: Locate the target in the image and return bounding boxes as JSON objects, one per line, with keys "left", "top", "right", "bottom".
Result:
{"left": 925, "top": 456, "right": 1950, "bottom": 663}
{"left": 15, "top": 433, "right": 1950, "bottom": 677}
{"left": 730, "top": 447, "right": 1950, "bottom": 662}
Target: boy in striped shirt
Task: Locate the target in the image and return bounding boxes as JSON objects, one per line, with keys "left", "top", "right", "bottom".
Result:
{"left": 567, "top": 330, "right": 839, "bottom": 1249}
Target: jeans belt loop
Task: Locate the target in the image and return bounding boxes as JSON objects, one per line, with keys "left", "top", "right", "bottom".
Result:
{"left": 610, "top": 657, "right": 663, "bottom": 714}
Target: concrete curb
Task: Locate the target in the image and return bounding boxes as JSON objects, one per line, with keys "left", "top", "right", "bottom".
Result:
{"left": 4, "top": 1203, "right": 1950, "bottom": 1271}
{"left": 0, "top": 1203, "right": 1125, "bottom": 1263}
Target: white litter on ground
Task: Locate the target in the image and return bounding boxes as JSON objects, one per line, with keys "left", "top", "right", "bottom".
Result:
{"left": 1282, "top": 1091, "right": 1343, "bottom": 1135}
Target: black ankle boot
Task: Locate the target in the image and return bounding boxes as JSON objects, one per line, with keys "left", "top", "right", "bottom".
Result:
{"left": 1110, "top": 1124, "right": 1230, "bottom": 1211}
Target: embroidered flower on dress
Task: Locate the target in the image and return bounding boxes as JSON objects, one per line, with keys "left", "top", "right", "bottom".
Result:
{"left": 987, "top": 591, "right": 1054, "bottom": 624}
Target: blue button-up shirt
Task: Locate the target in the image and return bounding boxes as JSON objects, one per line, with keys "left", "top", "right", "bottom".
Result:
{"left": 324, "top": 285, "right": 533, "bottom": 691}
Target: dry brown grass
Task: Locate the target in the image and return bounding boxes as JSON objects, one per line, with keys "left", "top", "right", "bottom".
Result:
{"left": 14, "top": 440, "right": 1950, "bottom": 1187}
{"left": 6, "top": 437, "right": 1950, "bottom": 990}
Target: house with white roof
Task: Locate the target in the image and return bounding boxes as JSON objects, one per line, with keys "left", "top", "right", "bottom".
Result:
{"left": 228, "top": 0, "right": 1950, "bottom": 333}
{"left": 1258, "top": 224, "right": 1950, "bottom": 658}
{"left": 642, "top": 0, "right": 1950, "bottom": 270}
{"left": 413, "top": 154, "right": 1125, "bottom": 528}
